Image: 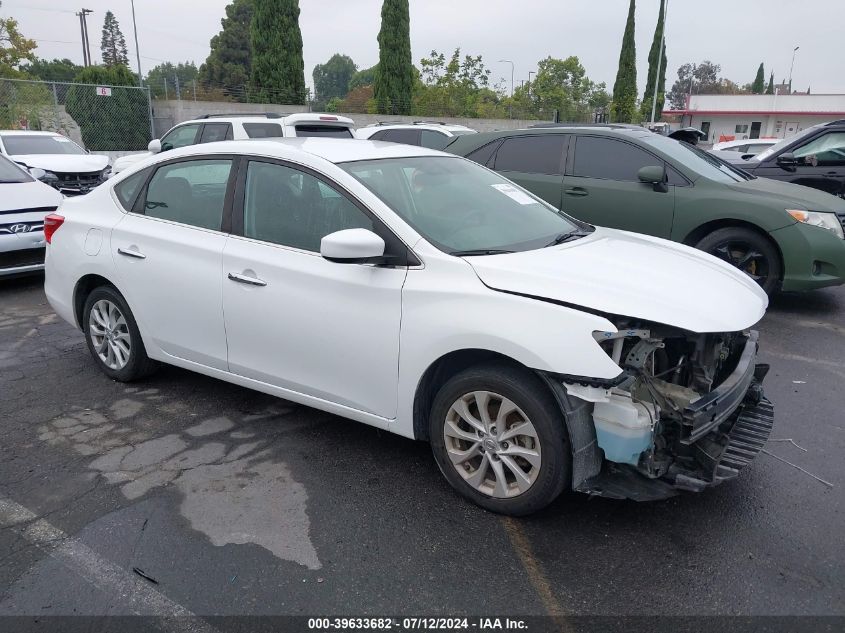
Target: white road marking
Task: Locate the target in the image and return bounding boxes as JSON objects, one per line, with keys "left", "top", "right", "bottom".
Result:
{"left": 0, "top": 495, "right": 218, "bottom": 632}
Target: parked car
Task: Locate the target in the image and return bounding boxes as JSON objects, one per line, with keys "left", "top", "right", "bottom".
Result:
{"left": 111, "top": 113, "right": 356, "bottom": 175}
{"left": 721, "top": 120, "right": 845, "bottom": 199}
{"left": 356, "top": 121, "right": 476, "bottom": 149}
{"left": 447, "top": 126, "right": 845, "bottom": 294}
{"left": 45, "top": 138, "right": 772, "bottom": 516}
{"left": 0, "top": 154, "right": 63, "bottom": 277}
{"left": 710, "top": 138, "right": 778, "bottom": 155}
{"left": 0, "top": 131, "right": 110, "bottom": 195}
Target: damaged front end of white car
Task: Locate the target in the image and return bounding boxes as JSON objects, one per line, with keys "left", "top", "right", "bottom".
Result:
{"left": 540, "top": 321, "right": 772, "bottom": 501}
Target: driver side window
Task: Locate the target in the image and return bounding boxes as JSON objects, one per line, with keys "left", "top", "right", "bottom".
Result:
{"left": 793, "top": 132, "right": 845, "bottom": 167}
{"left": 161, "top": 124, "right": 201, "bottom": 151}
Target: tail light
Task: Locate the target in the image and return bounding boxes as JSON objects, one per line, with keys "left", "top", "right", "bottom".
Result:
{"left": 44, "top": 213, "right": 65, "bottom": 244}
{"left": 319, "top": 115, "right": 339, "bottom": 121}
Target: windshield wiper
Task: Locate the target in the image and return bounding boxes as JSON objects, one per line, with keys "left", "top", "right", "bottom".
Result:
{"left": 450, "top": 249, "right": 515, "bottom": 256}
{"left": 545, "top": 230, "right": 589, "bottom": 247}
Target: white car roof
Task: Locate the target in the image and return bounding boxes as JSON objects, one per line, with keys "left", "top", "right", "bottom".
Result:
{"left": 712, "top": 138, "right": 777, "bottom": 150}
{"left": 156, "top": 138, "right": 445, "bottom": 165}
{"left": 0, "top": 130, "right": 65, "bottom": 136}
{"left": 360, "top": 122, "right": 475, "bottom": 133}
{"left": 183, "top": 113, "right": 355, "bottom": 127}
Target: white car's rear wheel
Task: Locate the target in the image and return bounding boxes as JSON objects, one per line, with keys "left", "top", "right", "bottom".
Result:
{"left": 429, "top": 363, "right": 570, "bottom": 516}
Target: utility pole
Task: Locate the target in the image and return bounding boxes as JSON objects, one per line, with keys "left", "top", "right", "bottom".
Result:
{"left": 650, "top": 0, "right": 670, "bottom": 125}
{"left": 76, "top": 9, "right": 93, "bottom": 66}
{"left": 788, "top": 45, "right": 799, "bottom": 94}
{"left": 130, "top": 0, "right": 144, "bottom": 87}
{"left": 498, "top": 59, "right": 514, "bottom": 97}
{"left": 527, "top": 71, "right": 535, "bottom": 97}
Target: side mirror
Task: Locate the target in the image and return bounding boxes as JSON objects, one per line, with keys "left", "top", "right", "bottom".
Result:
{"left": 29, "top": 167, "right": 47, "bottom": 180}
{"left": 638, "top": 165, "right": 668, "bottom": 192}
{"left": 776, "top": 152, "right": 798, "bottom": 168}
{"left": 321, "top": 229, "right": 386, "bottom": 263}
{"left": 148, "top": 139, "right": 162, "bottom": 154}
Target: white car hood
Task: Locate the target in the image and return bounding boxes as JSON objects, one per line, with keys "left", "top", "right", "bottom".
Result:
{"left": 467, "top": 227, "right": 768, "bottom": 333}
{"left": 0, "top": 179, "right": 63, "bottom": 211}
{"left": 10, "top": 153, "right": 109, "bottom": 174}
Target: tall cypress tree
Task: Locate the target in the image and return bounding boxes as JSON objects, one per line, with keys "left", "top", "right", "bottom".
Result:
{"left": 641, "top": 0, "right": 666, "bottom": 122}
{"left": 751, "top": 63, "right": 765, "bottom": 94}
{"left": 250, "top": 0, "right": 306, "bottom": 104}
{"left": 374, "top": 0, "right": 413, "bottom": 115}
{"left": 765, "top": 72, "right": 774, "bottom": 95}
{"left": 198, "top": 0, "right": 253, "bottom": 98}
{"left": 611, "top": 0, "right": 637, "bottom": 123}
{"left": 101, "top": 10, "right": 129, "bottom": 67}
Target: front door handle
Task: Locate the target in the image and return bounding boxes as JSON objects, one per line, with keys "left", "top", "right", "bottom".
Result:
{"left": 228, "top": 272, "right": 267, "bottom": 287}
{"left": 564, "top": 187, "right": 589, "bottom": 197}
{"left": 117, "top": 247, "right": 146, "bottom": 259}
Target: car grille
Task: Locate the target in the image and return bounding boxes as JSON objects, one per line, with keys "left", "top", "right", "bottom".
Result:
{"left": 0, "top": 247, "right": 45, "bottom": 270}
{"left": 54, "top": 171, "right": 104, "bottom": 194}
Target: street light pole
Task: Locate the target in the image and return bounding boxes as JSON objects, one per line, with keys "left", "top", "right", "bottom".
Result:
{"left": 130, "top": 0, "right": 143, "bottom": 87}
{"left": 527, "top": 71, "right": 535, "bottom": 96}
{"left": 649, "top": 0, "right": 669, "bottom": 125}
{"left": 788, "top": 45, "right": 799, "bottom": 94}
{"left": 498, "top": 59, "right": 514, "bottom": 97}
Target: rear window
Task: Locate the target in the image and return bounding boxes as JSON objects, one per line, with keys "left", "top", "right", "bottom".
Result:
{"left": 294, "top": 125, "right": 353, "bottom": 139}
{"left": 243, "top": 122, "right": 284, "bottom": 138}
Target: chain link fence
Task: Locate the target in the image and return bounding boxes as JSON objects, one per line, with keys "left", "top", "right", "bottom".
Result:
{"left": 0, "top": 78, "right": 154, "bottom": 153}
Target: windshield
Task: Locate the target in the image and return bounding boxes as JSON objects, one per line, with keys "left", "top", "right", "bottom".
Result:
{"left": 0, "top": 154, "right": 32, "bottom": 183}
{"left": 340, "top": 156, "right": 583, "bottom": 254}
{"left": 641, "top": 134, "right": 746, "bottom": 183}
{"left": 1, "top": 134, "right": 86, "bottom": 156}
{"left": 754, "top": 126, "right": 819, "bottom": 162}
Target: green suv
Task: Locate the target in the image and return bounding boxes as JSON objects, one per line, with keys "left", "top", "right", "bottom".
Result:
{"left": 447, "top": 126, "right": 845, "bottom": 293}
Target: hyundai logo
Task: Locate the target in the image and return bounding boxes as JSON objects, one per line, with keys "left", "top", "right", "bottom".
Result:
{"left": 10, "top": 224, "right": 32, "bottom": 234}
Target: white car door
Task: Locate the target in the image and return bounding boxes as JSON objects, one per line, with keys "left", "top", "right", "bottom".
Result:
{"left": 111, "top": 157, "right": 235, "bottom": 370}
{"left": 222, "top": 159, "right": 407, "bottom": 418}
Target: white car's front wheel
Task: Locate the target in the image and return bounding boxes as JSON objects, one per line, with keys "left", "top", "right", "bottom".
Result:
{"left": 429, "top": 363, "right": 571, "bottom": 516}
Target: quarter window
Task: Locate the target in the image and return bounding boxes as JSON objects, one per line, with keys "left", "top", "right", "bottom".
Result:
{"left": 572, "top": 136, "right": 661, "bottom": 182}
{"left": 114, "top": 168, "right": 150, "bottom": 211}
{"left": 242, "top": 161, "right": 374, "bottom": 252}
{"left": 160, "top": 124, "right": 201, "bottom": 151}
{"left": 143, "top": 159, "right": 233, "bottom": 230}
{"left": 494, "top": 136, "right": 565, "bottom": 175}
{"left": 465, "top": 140, "right": 502, "bottom": 167}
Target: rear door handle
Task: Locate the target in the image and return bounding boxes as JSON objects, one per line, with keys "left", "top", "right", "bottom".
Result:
{"left": 117, "top": 247, "right": 146, "bottom": 259}
{"left": 228, "top": 272, "right": 267, "bottom": 287}
{"left": 564, "top": 187, "right": 589, "bottom": 197}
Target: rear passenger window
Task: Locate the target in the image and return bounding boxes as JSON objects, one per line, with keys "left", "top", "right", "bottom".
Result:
{"left": 243, "top": 122, "right": 284, "bottom": 138}
{"left": 494, "top": 136, "right": 565, "bottom": 175}
{"left": 199, "top": 124, "right": 232, "bottom": 144}
{"left": 420, "top": 130, "right": 451, "bottom": 150}
{"left": 572, "top": 136, "right": 660, "bottom": 182}
{"left": 242, "top": 161, "right": 373, "bottom": 252}
{"left": 114, "top": 169, "right": 149, "bottom": 211}
{"left": 379, "top": 129, "right": 420, "bottom": 145}
{"left": 142, "top": 160, "right": 233, "bottom": 231}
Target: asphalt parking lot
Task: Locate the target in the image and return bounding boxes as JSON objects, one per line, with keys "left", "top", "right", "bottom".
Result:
{"left": 1, "top": 275, "right": 843, "bottom": 621}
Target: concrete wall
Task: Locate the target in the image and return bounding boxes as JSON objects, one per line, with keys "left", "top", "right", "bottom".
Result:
{"left": 150, "top": 99, "right": 546, "bottom": 137}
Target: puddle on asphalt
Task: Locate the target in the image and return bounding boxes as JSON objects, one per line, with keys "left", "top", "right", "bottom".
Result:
{"left": 37, "top": 388, "right": 321, "bottom": 570}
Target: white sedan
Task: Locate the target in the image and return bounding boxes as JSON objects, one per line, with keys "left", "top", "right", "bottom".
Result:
{"left": 44, "top": 139, "right": 772, "bottom": 515}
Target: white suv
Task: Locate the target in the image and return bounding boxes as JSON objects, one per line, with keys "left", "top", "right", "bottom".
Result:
{"left": 111, "top": 113, "right": 356, "bottom": 175}
{"left": 356, "top": 121, "right": 476, "bottom": 150}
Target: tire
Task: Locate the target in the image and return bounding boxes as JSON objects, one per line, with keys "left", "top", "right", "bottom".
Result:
{"left": 695, "top": 227, "right": 782, "bottom": 295}
{"left": 429, "top": 362, "right": 570, "bottom": 516}
{"left": 82, "top": 285, "right": 159, "bottom": 382}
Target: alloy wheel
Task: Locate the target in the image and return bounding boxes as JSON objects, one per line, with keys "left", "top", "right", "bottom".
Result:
{"left": 443, "top": 390, "right": 541, "bottom": 498}
{"left": 711, "top": 240, "right": 769, "bottom": 285}
{"left": 89, "top": 299, "right": 131, "bottom": 370}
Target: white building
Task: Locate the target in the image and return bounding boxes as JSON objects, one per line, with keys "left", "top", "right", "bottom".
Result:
{"left": 664, "top": 93, "right": 845, "bottom": 144}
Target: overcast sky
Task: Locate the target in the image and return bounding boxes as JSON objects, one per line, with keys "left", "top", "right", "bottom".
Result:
{"left": 6, "top": 0, "right": 844, "bottom": 95}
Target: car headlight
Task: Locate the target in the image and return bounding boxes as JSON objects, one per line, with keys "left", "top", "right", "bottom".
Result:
{"left": 787, "top": 209, "right": 845, "bottom": 239}
{"left": 38, "top": 170, "right": 60, "bottom": 185}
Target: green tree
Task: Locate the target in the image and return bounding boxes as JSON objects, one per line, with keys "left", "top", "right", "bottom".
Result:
{"left": 666, "top": 61, "right": 748, "bottom": 109}
{"left": 611, "top": 0, "right": 637, "bottom": 123}
{"left": 312, "top": 53, "right": 357, "bottom": 102}
{"left": 531, "top": 56, "right": 607, "bottom": 122}
{"left": 348, "top": 64, "right": 377, "bottom": 91}
{"left": 250, "top": 0, "right": 305, "bottom": 104}
{"left": 641, "top": 0, "right": 667, "bottom": 121}
{"left": 374, "top": 0, "right": 413, "bottom": 114}
{"left": 100, "top": 10, "right": 129, "bottom": 67}
{"left": 65, "top": 65, "right": 149, "bottom": 150}
{"left": 20, "top": 58, "right": 82, "bottom": 82}
{"left": 751, "top": 62, "right": 765, "bottom": 94}
{"left": 198, "top": 0, "right": 253, "bottom": 101}
{"left": 146, "top": 61, "right": 199, "bottom": 99}
{"left": 0, "top": 1, "right": 37, "bottom": 78}
{"left": 416, "top": 48, "right": 497, "bottom": 118}
{"left": 765, "top": 72, "right": 774, "bottom": 95}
